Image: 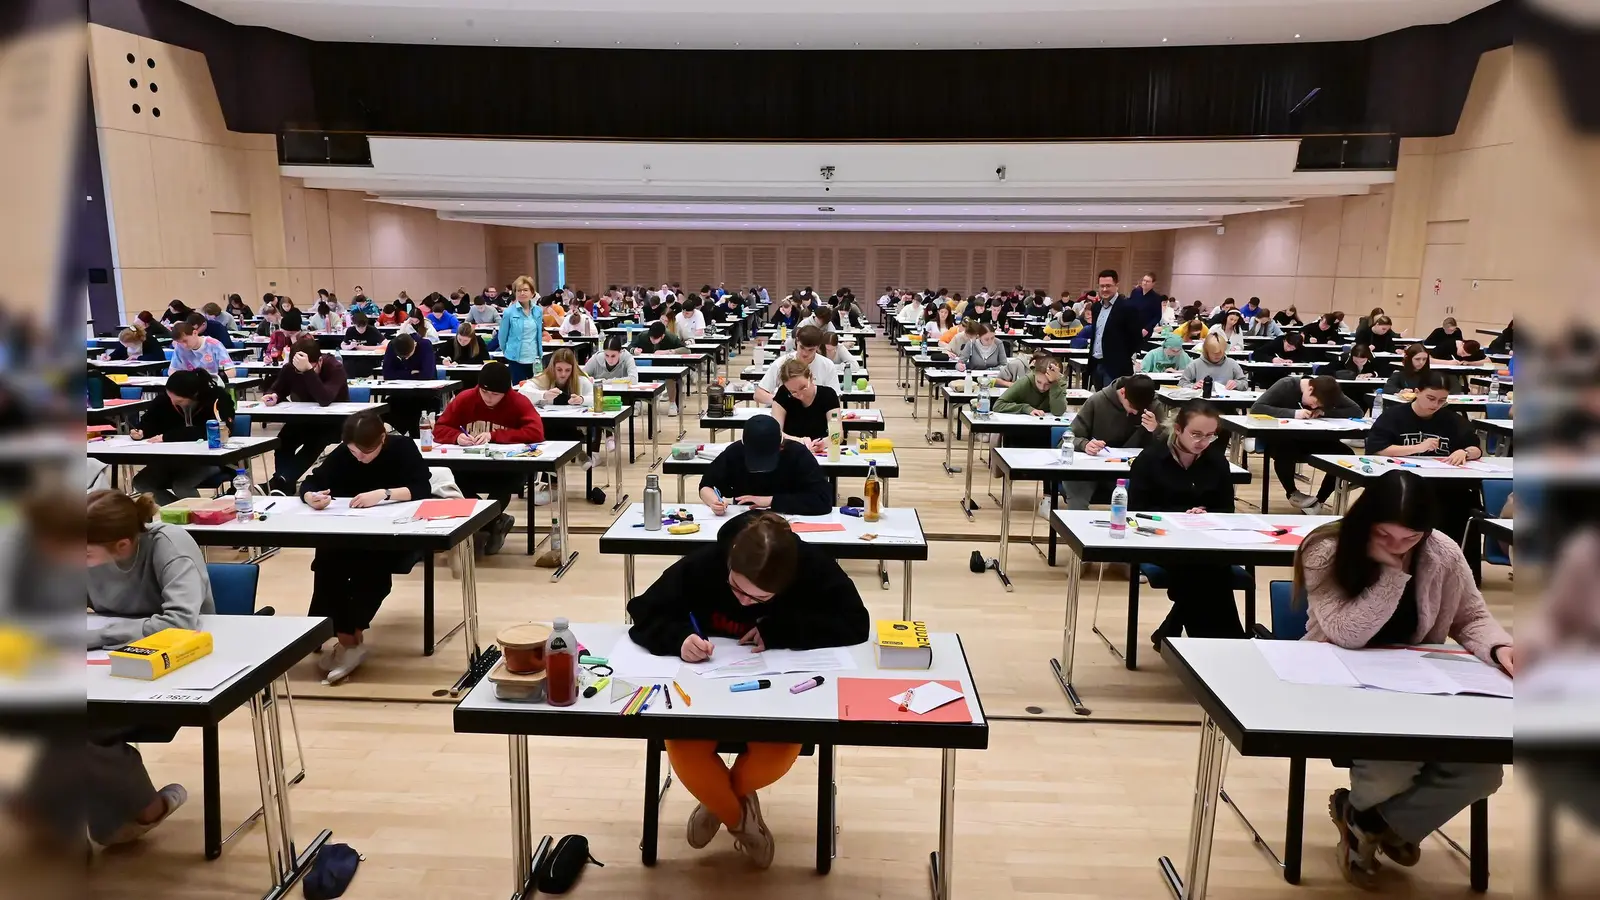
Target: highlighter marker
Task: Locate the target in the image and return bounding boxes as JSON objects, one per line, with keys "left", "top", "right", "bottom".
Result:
{"left": 790, "top": 676, "right": 826, "bottom": 694}
{"left": 583, "top": 676, "right": 612, "bottom": 699}
{"left": 730, "top": 679, "right": 772, "bottom": 693}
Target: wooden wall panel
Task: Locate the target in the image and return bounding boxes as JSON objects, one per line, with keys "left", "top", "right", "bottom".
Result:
{"left": 326, "top": 190, "right": 371, "bottom": 269}
{"left": 817, "top": 248, "right": 835, "bottom": 295}
{"left": 280, "top": 180, "right": 311, "bottom": 270}
{"left": 664, "top": 246, "right": 685, "bottom": 287}
{"left": 873, "top": 248, "right": 902, "bottom": 290}
{"left": 837, "top": 248, "right": 867, "bottom": 295}
{"left": 686, "top": 245, "right": 716, "bottom": 290}
{"left": 1093, "top": 247, "right": 1127, "bottom": 283}
{"left": 302, "top": 188, "right": 333, "bottom": 269}
{"left": 1063, "top": 247, "right": 1095, "bottom": 295}
{"left": 494, "top": 245, "right": 532, "bottom": 286}
{"left": 99, "top": 128, "right": 163, "bottom": 269}
{"left": 564, "top": 244, "right": 594, "bottom": 294}
{"left": 993, "top": 248, "right": 1023, "bottom": 288}
{"left": 602, "top": 245, "right": 630, "bottom": 287}
{"left": 785, "top": 247, "right": 815, "bottom": 292}
{"left": 722, "top": 246, "right": 751, "bottom": 289}
{"left": 902, "top": 247, "right": 931, "bottom": 290}
{"left": 149, "top": 135, "right": 212, "bottom": 269}
{"left": 750, "top": 246, "right": 779, "bottom": 287}
{"left": 937, "top": 249, "right": 968, "bottom": 293}
{"left": 437, "top": 220, "right": 488, "bottom": 270}
{"left": 969, "top": 249, "right": 989, "bottom": 294}
{"left": 1024, "top": 249, "right": 1051, "bottom": 292}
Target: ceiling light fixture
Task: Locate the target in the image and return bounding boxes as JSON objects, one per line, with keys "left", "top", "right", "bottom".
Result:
{"left": 1161, "top": 37, "right": 1168, "bottom": 42}
{"left": 1294, "top": 33, "right": 1301, "bottom": 39}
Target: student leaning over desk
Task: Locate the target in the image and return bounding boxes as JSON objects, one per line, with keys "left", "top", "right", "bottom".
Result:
{"left": 1292, "top": 469, "right": 1510, "bottom": 888}
{"left": 627, "top": 510, "right": 870, "bottom": 869}
{"left": 1058, "top": 373, "right": 1161, "bottom": 510}
{"left": 78, "top": 490, "right": 214, "bottom": 845}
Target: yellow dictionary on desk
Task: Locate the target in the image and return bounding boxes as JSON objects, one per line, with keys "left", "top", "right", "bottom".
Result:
{"left": 108, "top": 629, "right": 213, "bottom": 680}
{"left": 875, "top": 620, "right": 932, "bottom": 669}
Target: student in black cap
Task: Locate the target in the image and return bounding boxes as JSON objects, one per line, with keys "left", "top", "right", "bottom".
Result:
{"left": 697, "top": 414, "right": 832, "bottom": 516}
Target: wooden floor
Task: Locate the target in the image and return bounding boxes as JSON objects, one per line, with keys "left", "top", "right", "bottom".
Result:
{"left": 57, "top": 322, "right": 1550, "bottom": 899}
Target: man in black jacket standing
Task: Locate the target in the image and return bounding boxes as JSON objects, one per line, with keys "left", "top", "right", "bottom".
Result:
{"left": 1090, "top": 269, "right": 1143, "bottom": 389}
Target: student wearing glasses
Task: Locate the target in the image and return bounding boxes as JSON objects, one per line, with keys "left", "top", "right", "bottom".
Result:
{"left": 1293, "top": 469, "right": 1509, "bottom": 887}
{"left": 626, "top": 510, "right": 869, "bottom": 869}
{"left": 1250, "top": 374, "right": 1363, "bottom": 512}
{"left": 1128, "top": 400, "right": 1245, "bottom": 645}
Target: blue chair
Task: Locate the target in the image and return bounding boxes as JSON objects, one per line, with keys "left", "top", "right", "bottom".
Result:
{"left": 1266, "top": 578, "right": 1309, "bottom": 640}
{"left": 164, "top": 348, "right": 176, "bottom": 361}
{"left": 1480, "top": 481, "right": 1512, "bottom": 568}
{"left": 119, "top": 386, "right": 143, "bottom": 401}
{"left": 206, "top": 562, "right": 263, "bottom": 616}
{"left": 347, "top": 385, "right": 371, "bottom": 403}
{"left": 1484, "top": 403, "right": 1512, "bottom": 454}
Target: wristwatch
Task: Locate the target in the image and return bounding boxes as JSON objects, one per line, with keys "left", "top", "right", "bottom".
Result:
{"left": 383, "top": 488, "right": 392, "bottom": 502}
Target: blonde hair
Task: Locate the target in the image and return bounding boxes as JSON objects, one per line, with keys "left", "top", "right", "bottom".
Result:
{"left": 119, "top": 326, "right": 146, "bottom": 344}
{"left": 512, "top": 275, "right": 536, "bottom": 297}
{"left": 778, "top": 357, "right": 812, "bottom": 383}
{"left": 543, "top": 348, "right": 581, "bottom": 390}
{"left": 1202, "top": 333, "right": 1228, "bottom": 362}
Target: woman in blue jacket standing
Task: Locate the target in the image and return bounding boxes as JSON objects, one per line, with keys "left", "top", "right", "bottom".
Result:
{"left": 496, "top": 275, "right": 544, "bottom": 384}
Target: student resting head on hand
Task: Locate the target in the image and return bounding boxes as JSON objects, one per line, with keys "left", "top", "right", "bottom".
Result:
{"left": 625, "top": 510, "right": 869, "bottom": 868}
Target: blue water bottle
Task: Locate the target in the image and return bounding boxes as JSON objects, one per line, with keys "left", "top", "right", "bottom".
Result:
{"left": 206, "top": 419, "right": 222, "bottom": 449}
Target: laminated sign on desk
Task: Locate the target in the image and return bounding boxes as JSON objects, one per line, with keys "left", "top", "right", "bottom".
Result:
{"left": 837, "top": 678, "right": 970, "bottom": 723}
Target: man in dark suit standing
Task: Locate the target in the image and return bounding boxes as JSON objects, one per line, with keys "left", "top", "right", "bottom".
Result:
{"left": 1127, "top": 272, "right": 1166, "bottom": 336}
{"left": 1090, "top": 269, "right": 1141, "bottom": 389}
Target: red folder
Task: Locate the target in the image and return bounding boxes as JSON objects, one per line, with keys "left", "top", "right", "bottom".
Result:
{"left": 1265, "top": 528, "right": 1305, "bottom": 546}
{"left": 414, "top": 498, "right": 478, "bottom": 520}
{"left": 837, "top": 678, "right": 972, "bottom": 723}
{"left": 790, "top": 522, "right": 847, "bottom": 534}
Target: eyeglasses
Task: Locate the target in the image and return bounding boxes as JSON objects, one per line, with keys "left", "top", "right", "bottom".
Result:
{"left": 1183, "top": 430, "right": 1220, "bottom": 443}
{"left": 727, "top": 571, "right": 773, "bottom": 604}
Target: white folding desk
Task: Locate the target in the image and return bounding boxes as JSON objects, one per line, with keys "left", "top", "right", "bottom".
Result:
{"left": 1156, "top": 387, "right": 1261, "bottom": 412}
{"left": 1381, "top": 392, "right": 1498, "bottom": 410}
{"left": 347, "top": 377, "right": 462, "bottom": 400}
{"left": 181, "top": 498, "right": 499, "bottom": 686}
{"left": 599, "top": 504, "right": 928, "bottom": 617}
{"left": 955, "top": 407, "right": 1076, "bottom": 514}
{"left": 88, "top": 434, "right": 280, "bottom": 492}
{"left": 660, "top": 442, "right": 898, "bottom": 505}
{"left": 87, "top": 397, "right": 153, "bottom": 426}
{"left": 88, "top": 614, "right": 335, "bottom": 897}
{"left": 1217, "top": 414, "right": 1371, "bottom": 513}
{"left": 1158, "top": 637, "right": 1510, "bottom": 898}
{"left": 1474, "top": 418, "right": 1514, "bottom": 451}
{"left": 415, "top": 439, "right": 584, "bottom": 565}
{"left": 726, "top": 376, "right": 876, "bottom": 408}
{"left": 531, "top": 405, "right": 635, "bottom": 511}
{"left": 1047, "top": 511, "right": 1337, "bottom": 714}
{"left": 1479, "top": 516, "right": 1512, "bottom": 546}
{"left": 1306, "top": 454, "right": 1514, "bottom": 512}
{"left": 89, "top": 358, "right": 168, "bottom": 374}
{"left": 233, "top": 400, "right": 390, "bottom": 422}
{"left": 988, "top": 447, "right": 1251, "bottom": 590}
{"left": 700, "top": 405, "right": 884, "bottom": 443}
{"left": 940, "top": 382, "right": 1091, "bottom": 447}
{"left": 591, "top": 380, "right": 668, "bottom": 464}
{"left": 453, "top": 623, "right": 986, "bottom": 900}
{"left": 122, "top": 374, "right": 267, "bottom": 396}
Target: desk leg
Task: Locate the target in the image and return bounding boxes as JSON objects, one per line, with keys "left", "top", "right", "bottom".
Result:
{"left": 526, "top": 475, "right": 538, "bottom": 556}
{"left": 422, "top": 555, "right": 436, "bottom": 656}
{"left": 507, "top": 735, "right": 533, "bottom": 898}
{"left": 553, "top": 467, "right": 581, "bottom": 580}
{"left": 1048, "top": 551, "right": 1090, "bottom": 715}
{"left": 1047, "top": 486, "right": 1059, "bottom": 566}
{"left": 1158, "top": 714, "right": 1231, "bottom": 900}
{"left": 204, "top": 724, "right": 222, "bottom": 860}
{"left": 1470, "top": 798, "right": 1489, "bottom": 892}
{"left": 943, "top": 401, "right": 960, "bottom": 473}
{"left": 610, "top": 426, "right": 630, "bottom": 512}
{"left": 927, "top": 748, "right": 957, "bottom": 900}
{"left": 960, "top": 427, "right": 977, "bottom": 518}
{"left": 903, "top": 560, "right": 914, "bottom": 620}
{"left": 1260, "top": 444, "right": 1271, "bottom": 513}
{"left": 248, "top": 687, "right": 330, "bottom": 900}
{"left": 627, "top": 412, "right": 636, "bottom": 463}
{"left": 1336, "top": 479, "right": 1350, "bottom": 515}
{"left": 816, "top": 743, "right": 836, "bottom": 874}
{"left": 460, "top": 540, "right": 481, "bottom": 660}
{"left": 993, "top": 475, "right": 1014, "bottom": 591}
{"left": 623, "top": 554, "right": 636, "bottom": 623}
{"left": 641, "top": 739, "right": 663, "bottom": 866}
{"left": 650, "top": 400, "right": 661, "bottom": 470}
{"left": 676, "top": 474, "right": 685, "bottom": 503}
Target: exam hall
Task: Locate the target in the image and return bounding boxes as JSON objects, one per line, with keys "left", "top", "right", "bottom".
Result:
{"left": 48, "top": 0, "right": 1600, "bottom": 897}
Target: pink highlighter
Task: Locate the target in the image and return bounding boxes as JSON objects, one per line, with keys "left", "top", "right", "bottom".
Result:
{"left": 790, "top": 676, "right": 826, "bottom": 694}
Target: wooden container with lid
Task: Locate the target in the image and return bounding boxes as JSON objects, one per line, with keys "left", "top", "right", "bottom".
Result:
{"left": 497, "top": 623, "right": 553, "bottom": 675}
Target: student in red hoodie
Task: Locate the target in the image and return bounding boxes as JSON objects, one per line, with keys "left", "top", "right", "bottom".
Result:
{"left": 431, "top": 361, "right": 544, "bottom": 554}
{"left": 262, "top": 336, "right": 350, "bottom": 492}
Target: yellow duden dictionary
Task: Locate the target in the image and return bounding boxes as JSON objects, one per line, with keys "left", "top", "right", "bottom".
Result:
{"left": 109, "top": 629, "right": 214, "bottom": 680}
{"left": 874, "top": 620, "right": 932, "bottom": 670}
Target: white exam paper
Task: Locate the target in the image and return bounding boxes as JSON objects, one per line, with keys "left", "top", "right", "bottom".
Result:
{"left": 888, "top": 681, "right": 964, "bottom": 715}
{"left": 1254, "top": 640, "right": 1361, "bottom": 688}
{"left": 604, "top": 635, "right": 685, "bottom": 680}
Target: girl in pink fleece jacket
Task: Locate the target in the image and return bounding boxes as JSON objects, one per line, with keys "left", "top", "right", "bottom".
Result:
{"left": 1293, "top": 469, "right": 1512, "bottom": 888}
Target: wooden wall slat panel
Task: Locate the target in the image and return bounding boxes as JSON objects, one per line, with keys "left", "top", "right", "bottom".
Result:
{"left": 1024, "top": 249, "right": 1052, "bottom": 293}
{"left": 874, "top": 247, "right": 902, "bottom": 291}
{"left": 664, "top": 246, "right": 684, "bottom": 288}
{"left": 1094, "top": 247, "right": 1128, "bottom": 284}
{"left": 564, "top": 244, "right": 593, "bottom": 293}
{"left": 750, "top": 246, "right": 779, "bottom": 287}
{"left": 817, "top": 247, "right": 835, "bottom": 295}
{"left": 785, "top": 246, "right": 815, "bottom": 293}
{"left": 938, "top": 248, "right": 968, "bottom": 294}
{"left": 994, "top": 247, "right": 1023, "bottom": 288}
{"left": 902, "top": 247, "right": 931, "bottom": 289}
{"left": 603, "top": 245, "right": 630, "bottom": 287}
{"left": 631, "top": 245, "right": 662, "bottom": 287}
{"left": 837, "top": 247, "right": 867, "bottom": 296}
{"left": 686, "top": 245, "right": 716, "bottom": 291}
{"left": 722, "top": 246, "right": 750, "bottom": 289}
{"left": 970, "top": 249, "right": 989, "bottom": 295}
{"left": 1064, "top": 248, "right": 1096, "bottom": 296}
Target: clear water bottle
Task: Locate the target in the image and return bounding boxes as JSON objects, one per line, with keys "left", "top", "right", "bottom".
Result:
{"left": 232, "top": 469, "right": 253, "bottom": 522}
{"left": 1057, "top": 431, "right": 1074, "bottom": 465}
{"left": 1369, "top": 388, "right": 1384, "bottom": 420}
{"left": 976, "top": 377, "right": 991, "bottom": 419}
{"left": 643, "top": 473, "right": 663, "bottom": 530}
{"left": 1109, "top": 478, "right": 1128, "bottom": 539}
{"left": 551, "top": 518, "right": 562, "bottom": 552}
{"left": 419, "top": 413, "right": 434, "bottom": 452}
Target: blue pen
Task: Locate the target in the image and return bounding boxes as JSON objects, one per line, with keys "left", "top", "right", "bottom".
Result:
{"left": 640, "top": 684, "right": 660, "bottom": 712}
{"left": 689, "top": 612, "right": 705, "bottom": 639}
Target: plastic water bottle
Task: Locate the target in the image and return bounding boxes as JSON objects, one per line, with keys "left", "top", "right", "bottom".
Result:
{"left": 233, "top": 469, "right": 253, "bottom": 522}
{"left": 1057, "top": 431, "right": 1074, "bottom": 465}
{"left": 1109, "top": 478, "right": 1128, "bottom": 539}
{"left": 1369, "top": 388, "right": 1384, "bottom": 420}
{"left": 419, "top": 413, "right": 434, "bottom": 452}
{"left": 976, "top": 376, "right": 991, "bottom": 419}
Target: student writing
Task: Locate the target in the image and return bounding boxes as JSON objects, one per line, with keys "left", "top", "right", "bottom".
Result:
{"left": 699, "top": 414, "right": 832, "bottom": 516}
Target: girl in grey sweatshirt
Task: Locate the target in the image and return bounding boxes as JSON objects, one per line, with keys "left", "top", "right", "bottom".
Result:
{"left": 86, "top": 491, "right": 214, "bottom": 649}
{"left": 1180, "top": 337, "right": 1249, "bottom": 389}
{"left": 959, "top": 332, "right": 1008, "bottom": 371}
{"left": 583, "top": 338, "right": 640, "bottom": 382}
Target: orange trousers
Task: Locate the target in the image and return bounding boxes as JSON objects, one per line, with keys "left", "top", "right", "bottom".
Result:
{"left": 664, "top": 740, "right": 802, "bottom": 828}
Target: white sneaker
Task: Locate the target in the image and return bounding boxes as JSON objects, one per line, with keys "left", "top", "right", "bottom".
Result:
{"left": 315, "top": 643, "right": 341, "bottom": 673}
{"left": 728, "top": 793, "right": 774, "bottom": 869}
{"left": 533, "top": 486, "right": 552, "bottom": 506}
{"left": 606, "top": 436, "right": 616, "bottom": 452}
{"left": 686, "top": 802, "right": 721, "bottom": 849}
{"left": 668, "top": 402, "right": 680, "bottom": 417}
{"left": 585, "top": 452, "right": 599, "bottom": 470}
{"left": 102, "top": 783, "right": 187, "bottom": 846}
{"left": 323, "top": 643, "right": 367, "bottom": 685}
{"left": 1037, "top": 497, "right": 1053, "bottom": 519}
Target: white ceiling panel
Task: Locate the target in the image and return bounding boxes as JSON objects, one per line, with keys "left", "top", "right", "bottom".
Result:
{"left": 181, "top": 0, "right": 1494, "bottom": 49}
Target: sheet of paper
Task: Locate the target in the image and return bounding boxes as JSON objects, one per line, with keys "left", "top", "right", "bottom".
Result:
{"left": 1162, "top": 512, "right": 1228, "bottom": 530}
{"left": 87, "top": 650, "right": 110, "bottom": 664}
{"left": 1400, "top": 456, "right": 1458, "bottom": 470}
{"left": 1255, "top": 640, "right": 1361, "bottom": 688}
{"left": 763, "top": 647, "right": 857, "bottom": 674}
{"left": 1332, "top": 648, "right": 1460, "bottom": 695}
{"left": 1427, "top": 657, "right": 1514, "bottom": 698}
{"left": 1202, "top": 529, "right": 1279, "bottom": 545}
{"left": 888, "top": 681, "right": 965, "bottom": 715}
{"left": 1463, "top": 459, "right": 1512, "bottom": 473}
{"left": 681, "top": 638, "right": 757, "bottom": 676}
{"left": 313, "top": 497, "right": 422, "bottom": 518}
{"left": 132, "top": 659, "right": 250, "bottom": 691}
{"left": 1092, "top": 447, "right": 1144, "bottom": 458}
{"left": 605, "top": 635, "right": 685, "bottom": 679}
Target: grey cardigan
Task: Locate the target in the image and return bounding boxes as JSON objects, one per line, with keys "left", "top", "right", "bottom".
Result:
{"left": 87, "top": 523, "right": 214, "bottom": 649}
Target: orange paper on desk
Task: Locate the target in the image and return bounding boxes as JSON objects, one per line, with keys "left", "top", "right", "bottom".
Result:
{"left": 790, "top": 522, "right": 847, "bottom": 533}
{"left": 414, "top": 499, "right": 478, "bottom": 520}
{"left": 837, "top": 678, "right": 971, "bottom": 723}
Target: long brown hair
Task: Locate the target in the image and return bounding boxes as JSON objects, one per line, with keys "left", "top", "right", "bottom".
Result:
{"left": 1401, "top": 342, "right": 1432, "bottom": 375}
{"left": 727, "top": 512, "right": 799, "bottom": 594}
{"left": 87, "top": 490, "right": 160, "bottom": 546}
{"left": 547, "top": 348, "right": 580, "bottom": 390}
